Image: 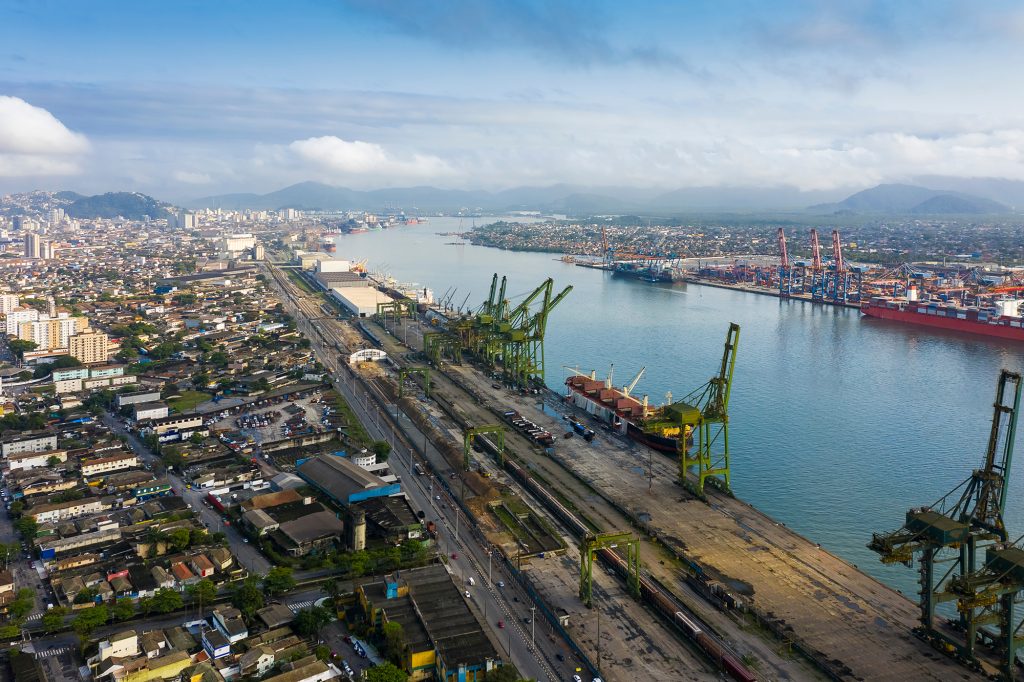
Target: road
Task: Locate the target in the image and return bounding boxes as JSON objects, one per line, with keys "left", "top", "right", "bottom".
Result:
{"left": 266, "top": 265, "right": 574, "bottom": 681}
{"left": 100, "top": 413, "right": 272, "bottom": 575}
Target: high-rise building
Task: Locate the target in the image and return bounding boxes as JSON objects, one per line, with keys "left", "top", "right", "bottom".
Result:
{"left": 176, "top": 210, "right": 196, "bottom": 230}
{"left": 18, "top": 314, "right": 79, "bottom": 350}
{"left": 23, "top": 233, "right": 41, "bottom": 258}
{"left": 0, "top": 294, "right": 19, "bottom": 315}
{"left": 41, "top": 240, "right": 55, "bottom": 260}
{"left": 68, "top": 328, "right": 109, "bottom": 364}
{"left": 5, "top": 307, "right": 39, "bottom": 335}
{"left": 253, "top": 244, "right": 265, "bottom": 261}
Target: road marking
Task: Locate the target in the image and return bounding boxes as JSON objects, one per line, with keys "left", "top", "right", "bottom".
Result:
{"left": 34, "top": 646, "right": 72, "bottom": 659}
{"left": 25, "top": 612, "right": 42, "bottom": 621}
{"left": 288, "top": 600, "right": 314, "bottom": 610}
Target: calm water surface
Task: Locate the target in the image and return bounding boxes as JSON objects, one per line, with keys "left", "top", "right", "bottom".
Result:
{"left": 337, "top": 218, "right": 1024, "bottom": 594}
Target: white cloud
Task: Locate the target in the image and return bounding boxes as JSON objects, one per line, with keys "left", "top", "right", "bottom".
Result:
{"left": 173, "top": 170, "right": 213, "bottom": 184}
{"left": 289, "top": 136, "right": 453, "bottom": 182}
{"left": 0, "top": 96, "right": 89, "bottom": 177}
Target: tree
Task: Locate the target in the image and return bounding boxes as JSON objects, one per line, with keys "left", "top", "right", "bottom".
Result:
{"left": 151, "top": 588, "right": 183, "bottom": 613}
{"left": 292, "top": 606, "right": 332, "bottom": 638}
{"left": 8, "top": 500, "right": 24, "bottom": 516}
{"left": 73, "top": 587, "right": 98, "bottom": 605}
{"left": 365, "top": 662, "right": 408, "bottom": 682}
{"left": 381, "top": 621, "right": 406, "bottom": 665}
{"left": 41, "top": 607, "right": 68, "bottom": 633}
{"left": 112, "top": 599, "right": 135, "bottom": 621}
{"left": 231, "top": 577, "right": 265, "bottom": 620}
{"left": 262, "top": 566, "right": 296, "bottom": 596}
{"left": 188, "top": 579, "right": 217, "bottom": 609}
{"left": 8, "top": 339, "right": 37, "bottom": 360}
{"left": 14, "top": 517, "right": 37, "bottom": 540}
{"left": 46, "top": 455, "right": 62, "bottom": 468}
{"left": 0, "top": 624, "right": 20, "bottom": 640}
{"left": 72, "top": 604, "right": 108, "bottom": 639}
{"left": 371, "top": 440, "right": 392, "bottom": 462}
{"left": 167, "top": 527, "right": 191, "bottom": 551}
{"left": 314, "top": 644, "right": 331, "bottom": 661}
{"left": 137, "top": 596, "right": 154, "bottom": 615}
{"left": 9, "top": 588, "right": 35, "bottom": 619}
{"left": 321, "top": 578, "right": 342, "bottom": 604}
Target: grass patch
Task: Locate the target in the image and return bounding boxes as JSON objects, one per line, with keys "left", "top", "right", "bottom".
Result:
{"left": 286, "top": 269, "right": 316, "bottom": 294}
{"left": 330, "top": 392, "right": 371, "bottom": 448}
{"left": 168, "top": 391, "right": 212, "bottom": 412}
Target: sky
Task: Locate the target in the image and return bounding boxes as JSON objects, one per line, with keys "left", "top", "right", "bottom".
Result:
{"left": 2, "top": 0, "right": 1024, "bottom": 200}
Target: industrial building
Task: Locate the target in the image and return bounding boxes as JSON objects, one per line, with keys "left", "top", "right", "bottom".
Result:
{"left": 296, "top": 453, "right": 400, "bottom": 505}
{"left": 329, "top": 287, "right": 396, "bottom": 318}
{"left": 354, "top": 565, "right": 502, "bottom": 682}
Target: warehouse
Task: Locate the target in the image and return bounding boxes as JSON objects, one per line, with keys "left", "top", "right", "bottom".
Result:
{"left": 296, "top": 453, "right": 400, "bottom": 506}
{"left": 329, "top": 287, "right": 395, "bottom": 317}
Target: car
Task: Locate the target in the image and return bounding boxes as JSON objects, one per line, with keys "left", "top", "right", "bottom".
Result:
{"left": 524, "top": 617, "right": 531, "bottom": 624}
{"left": 497, "top": 581, "right": 505, "bottom": 588}
{"left": 343, "top": 635, "right": 352, "bottom": 644}
{"left": 491, "top": 383, "right": 502, "bottom": 389}
{"left": 573, "top": 676, "right": 583, "bottom": 682}
{"left": 451, "top": 553, "right": 458, "bottom": 560}
{"left": 513, "top": 596, "right": 519, "bottom": 602}
{"left": 556, "top": 653, "right": 565, "bottom": 662}
{"left": 464, "top": 590, "right": 471, "bottom": 598}
{"left": 435, "top": 495, "right": 441, "bottom": 501}
{"left": 242, "top": 538, "right": 249, "bottom": 543}
{"left": 497, "top": 620, "right": 505, "bottom": 628}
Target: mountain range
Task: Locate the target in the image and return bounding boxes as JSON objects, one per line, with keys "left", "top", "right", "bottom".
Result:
{"left": 188, "top": 179, "right": 1020, "bottom": 215}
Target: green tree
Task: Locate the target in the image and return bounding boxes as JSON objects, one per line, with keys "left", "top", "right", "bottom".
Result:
{"left": 231, "top": 577, "right": 265, "bottom": 620}
{"left": 187, "top": 579, "right": 217, "bottom": 609}
{"left": 73, "top": 587, "right": 98, "bottom": 605}
{"left": 292, "top": 606, "right": 332, "bottom": 638}
{"left": 262, "top": 566, "right": 296, "bottom": 596}
{"left": 371, "top": 440, "right": 392, "bottom": 462}
{"left": 41, "top": 607, "right": 68, "bottom": 633}
{"left": 72, "top": 604, "right": 109, "bottom": 639}
{"left": 381, "top": 621, "right": 406, "bottom": 666}
{"left": 9, "top": 588, "right": 35, "bottom": 619}
{"left": 365, "top": 662, "right": 408, "bottom": 682}
{"left": 8, "top": 339, "right": 37, "bottom": 360}
{"left": 0, "top": 624, "right": 21, "bottom": 640}
{"left": 314, "top": 644, "right": 331, "bottom": 661}
{"left": 167, "top": 527, "right": 191, "bottom": 551}
{"left": 15, "top": 517, "right": 37, "bottom": 540}
{"left": 112, "top": 599, "right": 136, "bottom": 621}
{"left": 151, "top": 588, "right": 183, "bottom": 613}
{"left": 46, "top": 455, "right": 62, "bottom": 468}
{"left": 138, "top": 596, "right": 154, "bottom": 615}
{"left": 8, "top": 500, "right": 24, "bottom": 516}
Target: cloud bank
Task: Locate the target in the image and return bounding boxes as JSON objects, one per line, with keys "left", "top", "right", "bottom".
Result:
{"left": 0, "top": 96, "right": 89, "bottom": 177}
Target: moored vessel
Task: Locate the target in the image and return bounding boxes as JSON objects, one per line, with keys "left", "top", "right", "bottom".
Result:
{"left": 862, "top": 295, "right": 1024, "bottom": 341}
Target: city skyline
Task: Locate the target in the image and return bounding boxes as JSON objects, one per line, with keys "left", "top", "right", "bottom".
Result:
{"left": 3, "top": 1, "right": 1024, "bottom": 199}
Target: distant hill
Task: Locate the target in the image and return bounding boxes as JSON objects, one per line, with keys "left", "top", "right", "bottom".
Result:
{"left": 809, "top": 183, "right": 1010, "bottom": 215}
{"left": 66, "top": 192, "right": 172, "bottom": 220}
{"left": 189, "top": 181, "right": 846, "bottom": 214}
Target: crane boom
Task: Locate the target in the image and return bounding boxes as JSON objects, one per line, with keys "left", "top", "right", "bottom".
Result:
{"left": 624, "top": 366, "right": 646, "bottom": 397}
{"left": 777, "top": 228, "right": 789, "bottom": 270}
{"left": 810, "top": 229, "right": 822, "bottom": 270}
{"left": 831, "top": 229, "right": 845, "bottom": 272}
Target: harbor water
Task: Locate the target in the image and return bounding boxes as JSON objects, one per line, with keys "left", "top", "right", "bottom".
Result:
{"left": 336, "top": 218, "right": 1024, "bottom": 595}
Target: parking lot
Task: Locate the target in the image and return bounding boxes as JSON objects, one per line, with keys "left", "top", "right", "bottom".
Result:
{"left": 204, "top": 390, "right": 330, "bottom": 449}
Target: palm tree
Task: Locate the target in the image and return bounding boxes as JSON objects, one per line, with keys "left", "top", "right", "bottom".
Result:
{"left": 321, "top": 578, "right": 342, "bottom": 611}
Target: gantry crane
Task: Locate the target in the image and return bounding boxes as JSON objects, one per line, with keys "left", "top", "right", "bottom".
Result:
{"left": 463, "top": 425, "right": 505, "bottom": 469}
{"left": 580, "top": 531, "right": 640, "bottom": 607}
{"left": 777, "top": 228, "right": 794, "bottom": 297}
{"left": 869, "top": 370, "right": 1021, "bottom": 667}
{"left": 397, "top": 367, "right": 430, "bottom": 399}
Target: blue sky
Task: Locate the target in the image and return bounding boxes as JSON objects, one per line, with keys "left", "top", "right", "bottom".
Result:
{"left": 1, "top": 0, "right": 1023, "bottom": 199}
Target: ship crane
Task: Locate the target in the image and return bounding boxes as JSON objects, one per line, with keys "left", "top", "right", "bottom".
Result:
{"left": 623, "top": 367, "right": 646, "bottom": 398}
{"left": 869, "top": 369, "right": 1021, "bottom": 669}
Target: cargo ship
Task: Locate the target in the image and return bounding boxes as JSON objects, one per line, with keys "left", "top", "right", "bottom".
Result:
{"left": 611, "top": 261, "right": 676, "bottom": 283}
{"left": 862, "top": 295, "right": 1024, "bottom": 341}
{"left": 564, "top": 368, "right": 692, "bottom": 454}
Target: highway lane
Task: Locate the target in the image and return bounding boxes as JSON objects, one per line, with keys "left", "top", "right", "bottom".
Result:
{"left": 266, "top": 266, "right": 572, "bottom": 680}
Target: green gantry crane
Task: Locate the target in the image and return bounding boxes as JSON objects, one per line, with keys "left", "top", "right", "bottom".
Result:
{"left": 398, "top": 367, "right": 430, "bottom": 399}
{"left": 869, "top": 369, "right": 1021, "bottom": 670}
{"left": 579, "top": 531, "right": 640, "bottom": 607}
{"left": 463, "top": 425, "right": 505, "bottom": 469}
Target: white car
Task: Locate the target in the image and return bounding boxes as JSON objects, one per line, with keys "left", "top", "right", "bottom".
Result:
{"left": 464, "top": 590, "right": 471, "bottom": 598}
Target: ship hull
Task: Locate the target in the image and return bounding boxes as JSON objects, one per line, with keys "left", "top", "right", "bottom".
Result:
{"left": 626, "top": 422, "right": 680, "bottom": 454}
{"left": 862, "top": 303, "right": 1024, "bottom": 341}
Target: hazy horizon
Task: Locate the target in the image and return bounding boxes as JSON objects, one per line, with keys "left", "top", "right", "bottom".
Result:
{"left": 4, "top": 1, "right": 1024, "bottom": 199}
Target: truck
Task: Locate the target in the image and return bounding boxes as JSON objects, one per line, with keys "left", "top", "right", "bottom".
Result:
{"left": 425, "top": 521, "right": 437, "bottom": 538}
